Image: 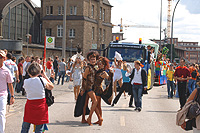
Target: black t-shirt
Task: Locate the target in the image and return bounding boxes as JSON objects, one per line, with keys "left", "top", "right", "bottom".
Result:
{"left": 53, "top": 59, "right": 58, "bottom": 70}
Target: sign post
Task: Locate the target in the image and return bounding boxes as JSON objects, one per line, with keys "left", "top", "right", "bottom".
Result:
{"left": 43, "top": 36, "right": 47, "bottom": 70}
{"left": 46, "top": 36, "right": 55, "bottom": 48}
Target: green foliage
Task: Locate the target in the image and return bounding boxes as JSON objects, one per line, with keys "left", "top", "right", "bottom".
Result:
{"left": 166, "top": 44, "right": 178, "bottom": 60}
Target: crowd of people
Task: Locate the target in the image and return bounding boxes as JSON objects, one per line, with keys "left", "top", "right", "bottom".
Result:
{"left": 1, "top": 46, "right": 200, "bottom": 132}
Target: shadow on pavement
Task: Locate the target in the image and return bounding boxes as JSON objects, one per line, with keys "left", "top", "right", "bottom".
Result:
{"left": 48, "top": 120, "right": 88, "bottom": 127}
{"left": 54, "top": 102, "right": 75, "bottom": 104}
{"left": 102, "top": 109, "right": 133, "bottom": 112}
{"left": 146, "top": 110, "right": 177, "bottom": 113}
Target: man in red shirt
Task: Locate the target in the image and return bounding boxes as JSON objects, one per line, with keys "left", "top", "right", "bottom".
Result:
{"left": 46, "top": 57, "right": 52, "bottom": 78}
{"left": 174, "top": 59, "right": 191, "bottom": 108}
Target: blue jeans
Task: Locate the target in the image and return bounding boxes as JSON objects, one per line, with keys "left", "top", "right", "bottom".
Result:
{"left": 66, "top": 75, "right": 70, "bottom": 82}
{"left": 188, "top": 79, "right": 196, "bottom": 94}
{"left": 167, "top": 80, "right": 175, "bottom": 98}
{"left": 21, "top": 122, "right": 44, "bottom": 133}
{"left": 16, "top": 75, "right": 23, "bottom": 93}
{"left": 57, "top": 71, "right": 66, "bottom": 85}
{"left": 132, "top": 84, "right": 143, "bottom": 108}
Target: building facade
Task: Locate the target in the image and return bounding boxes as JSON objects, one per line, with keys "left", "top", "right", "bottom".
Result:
{"left": 151, "top": 38, "right": 200, "bottom": 63}
{"left": 41, "top": 0, "right": 113, "bottom": 56}
{"left": 0, "top": 0, "right": 41, "bottom": 44}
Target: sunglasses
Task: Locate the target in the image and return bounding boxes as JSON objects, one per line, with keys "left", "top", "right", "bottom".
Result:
{"left": 0, "top": 56, "right": 4, "bottom": 59}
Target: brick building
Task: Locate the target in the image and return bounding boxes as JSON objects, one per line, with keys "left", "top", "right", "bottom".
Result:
{"left": 41, "top": 0, "right": 113, "bottom": 56}
{"left": 151, "top": 38, "right": 200, "bottom": 63}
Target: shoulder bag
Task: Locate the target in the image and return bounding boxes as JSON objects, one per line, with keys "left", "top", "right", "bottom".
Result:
{"left": 39, "top": 77, "right": 54, "bottom": 107}
{"left": 187, "top": 88, "right": 200, "bottom": 119}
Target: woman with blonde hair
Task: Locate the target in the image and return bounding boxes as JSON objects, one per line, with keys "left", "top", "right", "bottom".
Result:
{"left": 70, "top": 56, "right": 83, "bottom": 100}
{"left": 112, "top": 62, "right": 133, "bottom": 107}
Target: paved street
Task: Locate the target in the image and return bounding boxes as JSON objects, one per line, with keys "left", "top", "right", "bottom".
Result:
{"left": 5, "top": 82, "right": 191, "bottom": 133}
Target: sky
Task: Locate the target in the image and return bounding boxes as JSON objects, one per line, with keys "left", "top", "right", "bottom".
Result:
{"left": 32, "top": 0, "right": 200, "bottom": 44}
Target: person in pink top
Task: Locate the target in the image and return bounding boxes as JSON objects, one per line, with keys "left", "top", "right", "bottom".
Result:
{"left": 0, "top": 50, "right": 15, "bottom": 132}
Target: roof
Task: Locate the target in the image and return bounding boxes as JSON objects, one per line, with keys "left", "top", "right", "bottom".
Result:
{"left": 103, "top": 0, "right": 112, "bottom": 7}
{"left": 0, "top": 0, "right": 12, "bottom": 13}
{"left": 0, "top": 0, "right": 38, "bottom": 18}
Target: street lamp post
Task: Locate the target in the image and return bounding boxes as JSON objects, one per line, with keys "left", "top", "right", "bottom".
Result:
{"left": 159, "top": 0, "right": 162, "bottom": 51}
{"left": 171, "top": 0, "right": 181, "bottom": 62}
{"left": 26, "top": 34, "right": 31, "bottom": 56}
{"left": 62, "top": 0, "right": 67, "bottom": 59}
{"left": 70, "top": 39, "right": 73, "bottom": 57}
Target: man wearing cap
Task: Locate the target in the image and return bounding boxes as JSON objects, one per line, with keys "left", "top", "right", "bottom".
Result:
{"left": 126, "top": 60, "right": 147, "bottom": 112}
{"left": 166, "top": 64, "right": 175, "bottom": 98}
{"left": 0, "top": 50, "right": 15, "bottom": 132}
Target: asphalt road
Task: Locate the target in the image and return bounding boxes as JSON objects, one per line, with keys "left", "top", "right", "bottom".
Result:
{"left": 5, "top": 82, "right": 192, "bottom": 133}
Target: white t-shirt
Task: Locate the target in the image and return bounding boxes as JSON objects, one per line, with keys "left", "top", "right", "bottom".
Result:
{"left": 22, "top": 61, "right": 27, "bottom": 76}
{"left": 23, "top": 77, "right": 48, "bottom": 100}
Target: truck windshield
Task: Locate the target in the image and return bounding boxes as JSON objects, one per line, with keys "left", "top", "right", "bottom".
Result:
{"left": 108, "top": 47, "right": 144, "bottom": 62}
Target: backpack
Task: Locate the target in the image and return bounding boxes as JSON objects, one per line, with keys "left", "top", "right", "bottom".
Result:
{"left": 191, "top": 70, "right": 197, "bottom": 79}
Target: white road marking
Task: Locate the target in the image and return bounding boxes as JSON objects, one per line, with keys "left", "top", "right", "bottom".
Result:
{"left": 120, "top": 116, "right": 125, "bottom": 126}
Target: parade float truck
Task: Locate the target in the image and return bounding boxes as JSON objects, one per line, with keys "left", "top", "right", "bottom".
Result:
{"left": 103, "top": 38, "right": 159, "bottom": 90}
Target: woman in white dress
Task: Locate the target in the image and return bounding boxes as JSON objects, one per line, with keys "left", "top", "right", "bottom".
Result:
{"left": 70, "top": 57, "right": 83, "bottom": 100}
{"left": 113, "top": 58, "right": 123, "bottom": 96}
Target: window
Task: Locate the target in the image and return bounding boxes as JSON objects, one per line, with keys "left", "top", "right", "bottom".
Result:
{"left": 45, "top": 28, "right": 52, "bottom": 36}
{"left": 99, "top": 7, "right": 102, "bottom": 19}
{"left": 62, "top": 6, "right": 64, "bottom": 15}
{"left": 46, "top": 6, "right": 49, "bottom": 15}
{"left": 58, "top": 6, "right": 64, "bottom": 15}
{"left": 91, "top": 5, "right": 94, "bottom": 17}
{"left": 99, "top": 28, "right": 102, "bottom": 41}
{"left": 58, "top": 6, "right": 61, "bottom": 15}
{"left": 70, "top": 6, "right": 73, "bottom": 15}
{"left": 57, "top": 25, "right": 63, "bottom": 37}
{"left": 103, "top": 29, "right": 105, "bottom": 42}
{"left": 103, "top": 9, "right": 105, "bottom": 21}
{"left": 92, "top": 27, "right": 95, "bottom": 40}
{"left": 74, "top": 6, "right": 77, "bottom": 15}
{"left": 50, "top": 6, "right": 53, "bottom": 15}
{"left": 69, "top": 29, "right": 75, "bottom": 37}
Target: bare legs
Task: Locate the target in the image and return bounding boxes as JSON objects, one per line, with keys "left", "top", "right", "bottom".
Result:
{"left": 114, "top": 78, "right": 123, "bottom": 96}
{"left": 82, "top": 94, "right": 89, "bottom": 123}
{"left": 74, "top": 86, "right": 80, "bottom": 100}
{"left": 94, "top": 96, "right": 103, "bottom": 126}
{"left": 114, "top": 80, "right": 117, "bottom": 96}
{"left": 82, "top": 91, "right": 102, "bottom": 126}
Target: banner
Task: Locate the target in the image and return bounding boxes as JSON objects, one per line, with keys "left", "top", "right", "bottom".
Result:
{"left": 46, "top": 36, "right": 55, "bottom": 48}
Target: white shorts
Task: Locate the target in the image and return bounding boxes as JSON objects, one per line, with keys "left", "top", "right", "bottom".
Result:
{"left": 113, "top": 69, "right": 122, "bottom": 82}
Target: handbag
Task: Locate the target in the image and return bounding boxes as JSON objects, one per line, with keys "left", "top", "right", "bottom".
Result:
{"left": 187, "top": 90, "right": 200, "bottom": 119}
{"left": 39, "top": 77, "right": 54, "bottom": 107}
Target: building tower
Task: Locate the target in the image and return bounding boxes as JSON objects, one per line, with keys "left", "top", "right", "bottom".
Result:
{"left": 167, "top": 0, "right": 172, "bottom": 38}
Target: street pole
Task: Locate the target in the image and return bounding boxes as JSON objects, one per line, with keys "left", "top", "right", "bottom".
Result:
{"left": 159, "top": 0, "right": 162, "bottom": 51}
{"left": 171, "top": 0, "right": 180, "bottom": 62}
{"left": 70, "top": 39, "right": 73, "bottom": 57}
{"left": 62, "top": 0, "right": 67, "bottom": 59}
